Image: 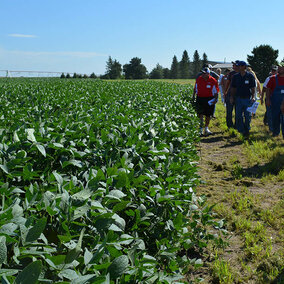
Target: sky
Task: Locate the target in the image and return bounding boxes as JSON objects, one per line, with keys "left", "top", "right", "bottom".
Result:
{"left": 0, "top": 0, "right": 284, "bottom": 76}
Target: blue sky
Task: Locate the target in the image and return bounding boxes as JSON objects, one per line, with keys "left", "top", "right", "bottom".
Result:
{"left": 1, "top": 0, "right": 283, "bottom": 75}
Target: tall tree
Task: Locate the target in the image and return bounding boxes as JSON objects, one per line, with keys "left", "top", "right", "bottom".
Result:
{"left": 179, "top": 50, "right": 191, "bottom": 79}
{"left": 202, "top": 52, "right": 208, "bottom": 67}
{"left": 163, "top": 68, "right": 171, "bottom": 79}
{"left": 149, "top": 64, "right": 164, "bottom": 79}
{"left": 170, "top": 55, "right": 179, "bottom": 79}
{"left": 247, "top": 45, "right": 279, "bottom": 82}
{"left": 123, "top": 57, "right": 148, "bottom": 79}
{"left": 192, "top": 50, "right": 202, "bottom": 78}
{"left": 105, "top": 56, "right": 122, "bottom": 79}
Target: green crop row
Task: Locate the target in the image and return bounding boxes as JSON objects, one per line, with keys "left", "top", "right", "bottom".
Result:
{"left": 0, "top": 79, "right": 224, "bottom": 283}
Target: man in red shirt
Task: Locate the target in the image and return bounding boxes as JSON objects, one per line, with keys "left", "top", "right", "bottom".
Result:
{"left": 266, "top": 62, "right": 284, "bottom": 138}
{"left": 193, "top": 67, "right": 219, "bottom": 136}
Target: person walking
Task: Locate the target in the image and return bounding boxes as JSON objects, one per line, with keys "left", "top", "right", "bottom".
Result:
{"left": 221, "top": 68, "right": 231, "bottom": 105}
{"left": 266, "top": 62, "right": 284, "bottom": 138}
{"left": 193, "top": 67, "right": 219, "bottom": 136}
{"left": 216, "top": 68, "right": 225, "bottom": 104}
{"left": 260, "top": 66, "right": 278, "bottom": 131}
{"left": 224, "top": 61, "right": 240, "bottom": 128}
{"left": 230, "top": 61, "right": 256, "bottom": 137}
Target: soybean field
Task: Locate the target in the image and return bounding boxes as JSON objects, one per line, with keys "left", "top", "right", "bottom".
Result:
{"left": 0, "top": 79, "right": 224, "bottom": 283}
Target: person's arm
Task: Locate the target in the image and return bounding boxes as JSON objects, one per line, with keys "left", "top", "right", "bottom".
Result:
{"left": 250, "top": 88, "right": 256, "bottom": 101}
{"left": 224, "top": 79, "right": 231, "bottom": 96}
{"left": 257, "top": 79, "right": 261, "bottom": 94}
{"left": 193, "top": 82, "right": 197, "bottom": 101}
{"left": 260, "top": 87, "right": 266, "bottom": 105}
{"left": 230, "top": 87, "right": 236, "bottom": 104}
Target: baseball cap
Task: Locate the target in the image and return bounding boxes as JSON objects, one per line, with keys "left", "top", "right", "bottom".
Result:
{"left": 202, "top": 63, "right": 213, "bottom": 69}
{"left": 231, "top": 60, "right": 240, "bottom": 65}
{"left": 201, "top": 67, "right": 210, "bottom": 74}
{"left": 236, "top": 61, "right": 247, "bottom": 67}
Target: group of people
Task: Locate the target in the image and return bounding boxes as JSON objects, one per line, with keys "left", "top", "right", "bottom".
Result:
{"left": 193, "top": 61, "right": 284, "bottom": 139}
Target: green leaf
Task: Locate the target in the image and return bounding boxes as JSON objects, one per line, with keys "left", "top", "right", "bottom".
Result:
{"left": 25, "top": 217, "right": 47, "bottom": 243}
{"left": 0, "top": 164, "right": 9, "bottom": 174}
{"left": 52, "top": 171, "right": 63, "bottom": 185}
{"left": 15, "top": 260, "right": 42, "bottom": 284}
{"left": 62, "top": 159, "right": 83, "bottom": 168}
{"left": 26, "top": 128, "right": 37, "bottom": 143}
{"left": 0, "top": 236, "right": 7, "bottom": 265}
{"left": 107, "top": 255, "right": 129, "bottom": 279}
{"left": 116, "top": 171, "right": 128, "bottom": 188}
{"left": 36, "top": 144, "right": 46, "bottom": 157}
{"left": 64, "top": 228, "right": 85, "bottom": 264}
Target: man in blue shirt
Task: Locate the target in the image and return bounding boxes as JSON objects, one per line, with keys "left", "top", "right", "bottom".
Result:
{"left": 230, "top": 61, "right": 256, "bottom": 137}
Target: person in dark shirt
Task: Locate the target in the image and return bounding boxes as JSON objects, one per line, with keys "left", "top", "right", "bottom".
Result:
{"left": 224, "top": 61, "right": 240, "bottom": 128}
{"left": 230, "top": 61, "right": 256, "bottom": 137}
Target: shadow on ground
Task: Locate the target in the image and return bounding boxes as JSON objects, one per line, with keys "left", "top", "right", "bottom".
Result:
{"left": 272, "top": 269, "right": 284, "bottom": 284}
{"left": 230, "top": 154, "right": 284, "bottom": 179}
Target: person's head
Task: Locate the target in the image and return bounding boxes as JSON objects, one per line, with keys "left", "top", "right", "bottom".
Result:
{"left": 201, "top": 67, "right": 210, "bottom": 79}
{"left": 224, "top": 68, "right": 231, "bottom": 74}
{"left": 202, "top": 63, "right": 212, "bottom": 70}
{"left": 216, "top": 68, "right": 221, "bottom": 75}
{"left": 277, "top": 62, "right": 284, "bottom": 75}
{"left": 232, "top": 60, "right": 240, "bottom": 72}
{"left": 236, "top": 61, "right": 247, "bottom": 72}
{"left": 271, "top": 65, "right": 278, "bottom": 75}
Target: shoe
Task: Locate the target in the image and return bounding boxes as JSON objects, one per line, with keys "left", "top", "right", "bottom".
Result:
{"left": 204, "top": 128, "right": 212, "bottom": 136}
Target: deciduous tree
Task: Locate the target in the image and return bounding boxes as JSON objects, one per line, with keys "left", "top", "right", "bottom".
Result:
{"left": 123, "top": 57, "right": 148, "bottom": 79}
{"left": 149, "top": 64, "right": 164, "bottom": 79}
{"left": 247, "top": 45, "right": 279, "bottom": 82}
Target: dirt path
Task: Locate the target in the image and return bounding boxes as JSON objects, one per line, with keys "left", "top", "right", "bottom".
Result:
{"left": 194, "top": 117, "right": 284, "bottom": 283}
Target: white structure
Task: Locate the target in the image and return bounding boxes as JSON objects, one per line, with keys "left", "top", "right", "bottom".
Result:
{"left": 212, "top": 63, "right": 233, "bottom": 70}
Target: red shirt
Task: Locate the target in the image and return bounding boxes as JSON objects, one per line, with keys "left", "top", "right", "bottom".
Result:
{"left": 266, "top": 75, "right": 284, "bottom": 93}
{"left": 195, "top": 75, "right": 219, "bottom": 98}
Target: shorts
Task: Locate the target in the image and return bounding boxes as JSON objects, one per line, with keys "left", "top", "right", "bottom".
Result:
{"left": 196, "top": 97, "right": 215, "bottom": 116}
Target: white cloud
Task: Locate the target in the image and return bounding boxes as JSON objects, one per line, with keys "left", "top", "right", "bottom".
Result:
{"left": 8, "top": 34, "right": 37, "bottom": 38}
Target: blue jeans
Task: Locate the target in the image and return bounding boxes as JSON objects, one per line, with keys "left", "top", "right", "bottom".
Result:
{"left": 235, "top": 97, "right": 252, "bottom": 134}
{"left": 271, "top": 94, "right": 284, "bottom": 137}
{"left": 225, "top": 94, "right": 235, "bottom": 128}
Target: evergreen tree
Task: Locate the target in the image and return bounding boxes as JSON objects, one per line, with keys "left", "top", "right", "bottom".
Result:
{"left": 170, "top": 55, "right": 179, "bottom": 79}
{"left": 247, "top": 44, "right": 279, "bottom": 82}
{"left": 192, "top": 50, "right": 202, "bottom": 78}
{"left": 202, "top": 53, "right": 209, "bottom": 68}
{"left": 149, "top": 64, "right": 164, "bottom": 79}
{"left": 105, "top": 56, "right": 122, "bottom": 79}
{"left": 179, "top": 50, "right": 191, "bottom": 79}
{"left": 60, "top": 73, "right": 66, "bottom": 79}
{"left": 66, "top": 73, "right": 71, "bottom": 79}
{"left": 123, "top": 57, "right": 148, "bottom": 79}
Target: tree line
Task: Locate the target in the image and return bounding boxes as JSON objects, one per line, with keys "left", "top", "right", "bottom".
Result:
{"left": 60, "top": 45, "right": 282, "bottom": 82}
{"left": 101, "top": 50, "right": 209, "bottom": 80}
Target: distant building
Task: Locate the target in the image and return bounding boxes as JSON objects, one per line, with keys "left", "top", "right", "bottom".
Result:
{"left": 212, "top": 63, "right": 233, "bottom": 72}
